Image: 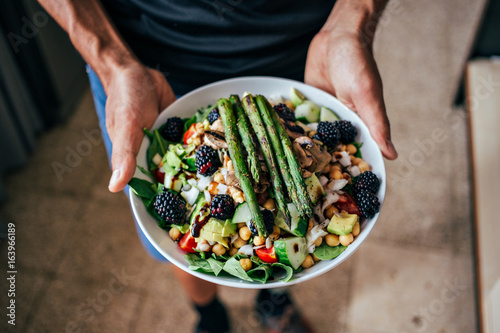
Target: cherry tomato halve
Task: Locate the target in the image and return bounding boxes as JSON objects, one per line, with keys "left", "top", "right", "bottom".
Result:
{"left": 183, "top": 123, "right": 197, "bottom": 145}
{"left": 335, "top": 193, "right": 361, "bottom": 216}
{"left": 255, "top": 246, "right": 278, "bottom": 263}
{"left": 178, "top": 232, "right": 198, "bottom": 253}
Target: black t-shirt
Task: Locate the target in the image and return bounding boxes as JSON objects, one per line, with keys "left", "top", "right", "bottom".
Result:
{"left": 102, "top": 0, "right": 336, "bottom": 95}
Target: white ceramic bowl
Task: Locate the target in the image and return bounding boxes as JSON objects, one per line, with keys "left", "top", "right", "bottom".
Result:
{"left": 129, "top": 76, "right": 386, "bottom": 289}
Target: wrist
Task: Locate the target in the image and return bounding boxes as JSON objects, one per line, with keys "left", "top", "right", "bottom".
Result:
{"left": 321, "top": 0, "right": 387, "bottom": 47}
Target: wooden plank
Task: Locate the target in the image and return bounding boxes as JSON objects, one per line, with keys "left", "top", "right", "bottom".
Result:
{"left": 466, "top": 58, "right": 500, "bottom": 333}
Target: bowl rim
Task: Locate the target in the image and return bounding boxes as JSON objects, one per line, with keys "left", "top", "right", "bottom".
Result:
{"left": 128, "top": 76, "right": 386, "bottom": 289}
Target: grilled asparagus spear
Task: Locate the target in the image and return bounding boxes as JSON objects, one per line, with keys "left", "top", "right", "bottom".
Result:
{"left": 241, "top": 94, "right": 291, "bottom": 226}
{"left": 217, "top": 98, "right": 267, "bottom": 237}
{"left": 229, "top": 95, "right": 261, "bottom": 184}
{"left": 261, "top": 96, "right": 313, "bottom": 218}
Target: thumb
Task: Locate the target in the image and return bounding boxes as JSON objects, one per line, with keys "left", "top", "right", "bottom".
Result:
{"left": 108, "top": 113, "right": 146, "bottom": 193}
{"left": 353, "top": 83, "right": 398, "bottom": 160}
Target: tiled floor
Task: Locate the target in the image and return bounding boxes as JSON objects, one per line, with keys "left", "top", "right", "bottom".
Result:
{"left": 0, "top": 0, "right": 486, "bottom": 332}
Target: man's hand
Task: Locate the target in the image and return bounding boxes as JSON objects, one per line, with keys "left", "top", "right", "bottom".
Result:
{"left": 304, "top": 1, "right": 397, "bottom": 160}
{"left": 106, "top": 64, "right": 176, "bottom": 192}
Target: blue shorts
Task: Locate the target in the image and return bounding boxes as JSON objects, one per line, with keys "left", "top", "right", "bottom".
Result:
{"left": 86, "top": 65, "right": 168, "bottom": 262}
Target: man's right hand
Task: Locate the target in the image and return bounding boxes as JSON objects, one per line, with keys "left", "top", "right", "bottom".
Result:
{"left": 105, "top": 63, "right": 176, "bottom": 192}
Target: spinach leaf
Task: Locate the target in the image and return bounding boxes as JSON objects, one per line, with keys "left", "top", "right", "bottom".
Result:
{"left": 128, "top": 178, "right": 157, "bottom": 200}
{"left": 353, "top": 142, "right": 363, "bottom": 158}
{"left": 207, "top": 258, "right": 224, "bottom": 276}
{"left": 183, "top": 115, "right": 197, "bottom": 132}
{"left": 313, "top": 244, "right": 347, "bottom": 260}
{"left": 271, "top": 263, "right": 294, "bottom": 282}
{"left": 195, "top": 104, "right": 215, "bottom": 123}
{"left": 137, "top": 165, "right": 155, "bottom": 182}
{"left": 146, "top": 126, "right": 174, "bottom": 170}
{"left": 222, "top": 258, "right": 253, "bottom": 282}
{"left": 247, "top": 265, "right": 272, "bottom": 284}
{"left": 185, "top": 253, "right": 213, "bottom": 273}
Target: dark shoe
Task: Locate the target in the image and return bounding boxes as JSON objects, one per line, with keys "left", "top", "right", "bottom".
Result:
{"left": 255, "top": 289, "right": 315, "bottom": 333}
{"left": 194, "top": 297, "right": 230, "bottom": 333}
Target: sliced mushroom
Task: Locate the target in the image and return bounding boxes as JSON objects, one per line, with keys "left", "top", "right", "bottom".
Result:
{"left": 284, "top": 121, "right": 306, "bottom": 140}
{"left": 210, "top": 118, "right": 224, "bottom": 132}
{"left": 203, "top": 130, "right": 227, "bottom": 149}
{"left": 225, "top": 170, "right": 241, "bottom": 188}
{"left": 294, "top": 136, "right": 331, "bottom": 173}
{"left": 293, "top": 141, "right": 315, "bottom": 169}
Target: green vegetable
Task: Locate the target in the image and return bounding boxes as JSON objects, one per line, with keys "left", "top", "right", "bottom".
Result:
{"left": 247, "top": 265, "right": 272, "bottom": 284}
{"left": 271, "top": 262, "right": 294, "bottom": 282}
{"left": 195, "top": 104, "right": 216, "bottom": 123}
{"left": 230, "top": 95, "right": 262, "bottom": 183}
{"left": 274, "top": 237, "right": 308, "bottom": 270}
{"left": 242, "top": 94, "right": 291, "bottom": 225}
{"left": 295, "top": 100, "right": 320, "bottom": 123}
{"left": 186, "top": 253, "right": 214, "bottom": 274}
{"left": 207, "top": 258, "right": 224, "bottom": 276}
{"left": 128, "top": 177, "right": 157, "bottom": 200}
{"left": 183, "top": 115, "right": 197, "bottom": 132}
{"left": 313, "top": 244, "right": 347, "bottom": 260}
{"left": 222, "top": 257, "right": 253, "bottom": 282}
{"left": 274, "top": 203, "right": 308, "bottom": 237}
{"left": 255, "top": 95, "right": 299, "bottom": 225}
{"left": 264, "top": 96, "right": 313, "bottom": 218}
{"left": 146, "top": 126, "right": 173, "bottom": 170}
{"left": 319, "top": 106, "right": 339, "bottom": 122}
{"left": 171, "top": 223, "right": 190, "bottom": 234}
{"left": 218, "top": 98, "right": 267, "bottom": 237}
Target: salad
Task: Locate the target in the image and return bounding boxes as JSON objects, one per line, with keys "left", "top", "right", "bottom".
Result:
{"left": 129, "top": 88, "right": 381, "bottom": 283}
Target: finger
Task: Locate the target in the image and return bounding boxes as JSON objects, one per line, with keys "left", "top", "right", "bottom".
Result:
{"left": 108, "top": 112, "right": 145, "bottom": 192}
{"left": 353, "top": 81, "right": 398, "bottom": 160}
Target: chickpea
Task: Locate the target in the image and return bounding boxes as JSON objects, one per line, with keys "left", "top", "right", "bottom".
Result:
{"left": 169, "top": 228, "right": 181, "bottom": 241}
{"left": 339, "top": 233, "right": 354, "bottom": 246}
{"left": 284, "top": 100, "right": 295, "bottom": 111}
{"left": 325, "top": 234, "right": 340, "bottom": 247}
{"left": 233, "top": 237, "right": 247, "bottom": 249}
{"left": 253, "top": 236, "right": 265, "bottom": 246}
{"left": 301, "top": 255, "right": 314, "bottom": 269}
{"left": 311, "top": 254, "right": 321, "bottom": 262}
{"left": 307, "top": 219, "right": 314, "bottom": 232}
{"left": 237, "top": 222, "right": 246, "bottom": 230}
{"left": 212, "top": 244, "right": 226, "bottom": 256}
{"left": 346, "top": 144, "right": 357, "bottom": 155}
{"left": 325, "top": 205, "right": 339, "bottom": 219}
{"left": 332, "top": 170, "right": 343, "bottom": 180}
{"left": 269, "top": 226, "right": 281, "bottom": 240}
{"left": 351, "top": 156, "right": 362, "bottom": 166}
{"left": 214, "top": 173, "right": 225, "bottom": 184}
{"left": 263, "top": 198, "right": 276, "bottom": 210}
{"left": 358, "top": 161, "right": 370, "bottom": 173}
{"left": 239, "top": 226, "right": 252, "bottom": 241}
{"left": 352, "top": 221, "right": 360, "bottom": 237}
{"left": 314, "top": 236, "right": 323, "bottom": 247}
{"left": 240, "top": 258, "right": 252, "bottom": 272}
{"left": 343, "top": 172, "right": 352, "bottom": 183}
{"left": 208, "top": 181, "right": 218, "bottom": 195}
{"left": 229, "top": 247, "right": 238, "bottom": 256}
{"left": 340, "top": 144, "right": 347, "bottom": 152}
{"left": 227, "top": 160, "right": 234, "bottom": 171}
{"left": 322, "top": 164, "right": 331, "bottom": 175}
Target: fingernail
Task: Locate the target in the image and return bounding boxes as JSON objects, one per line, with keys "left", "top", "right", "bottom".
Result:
{"left": 386, "top": 140, "right": 398, "bottom": 157}
{"left": 109, "top": 169, "right": 121, "bottom": 190}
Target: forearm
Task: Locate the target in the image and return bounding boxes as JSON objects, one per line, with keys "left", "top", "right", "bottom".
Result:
{"left": 37, "top": 0, "right": 139, "bottom": 91}
{"left": 322, "top": 0, "right": 388, "bottom": 46}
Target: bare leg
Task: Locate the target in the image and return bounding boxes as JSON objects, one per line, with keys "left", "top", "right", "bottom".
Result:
{"left": 172, "top": 265, "right": 217, "bottom": 305}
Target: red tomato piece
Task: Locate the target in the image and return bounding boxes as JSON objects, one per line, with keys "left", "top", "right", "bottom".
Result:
{"left": 183, "top": 123, "right": 197, "bottom": 145}
{"left": 334, "top": 193, "right": 361, "bottom": 216}
{"left": 255, "top": 246, "right": 278, "bottom": 263}
{"left": 178, "top": 232, "right": 198, "bottom": 253}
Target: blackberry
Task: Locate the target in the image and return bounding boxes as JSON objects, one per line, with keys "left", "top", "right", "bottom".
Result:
{"left": 355, "top": 190, "right": 380, "bottom": 218}
{"left": 333, "top": 120, "right": 358, "bottom": 144}
{"left": 249, "top": 209, "right": 275, "bottom": 236}
{"left": 207, "top": 108, "right": 220, "bottom": 125}
{"left": 161, "top": 117, "right": 184, "bottom": 142}
{"left": 195, "top": 145, "right": 221, "bottom": 176}
{"left": 353, "top": 171, "right": 380, "bottom": 194}
{"left": 284, "top": 122, "right": 305, "bottom": 134}
{"left": 314, "top": 121, "right": 340, "bottom": 148}
{"left": 153, "top": 190, "right": 187, "bottom": 225}
{"left": 273, "top": 103, "right": 296, "bottom": 122}
{"left": 210, "top": 194, "right": 235, "bottom": 219}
